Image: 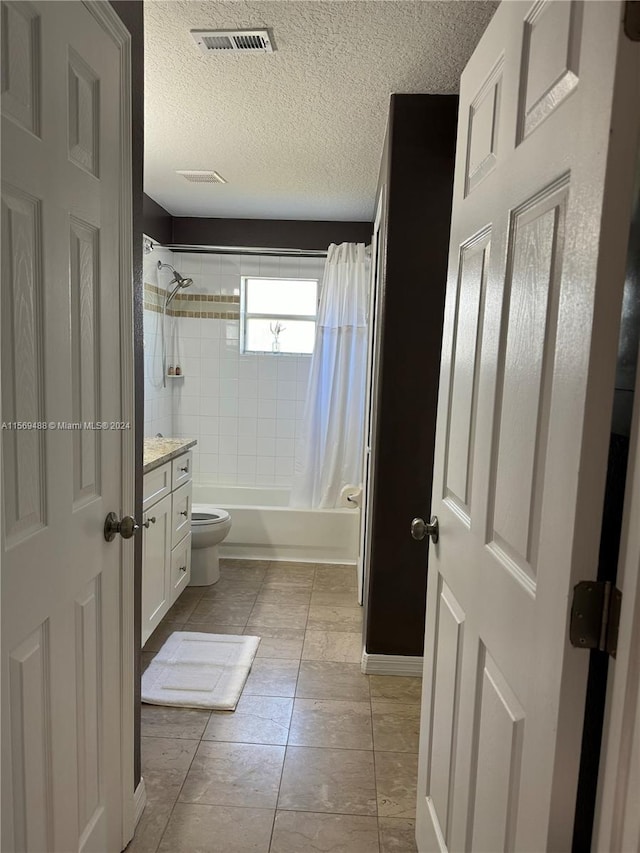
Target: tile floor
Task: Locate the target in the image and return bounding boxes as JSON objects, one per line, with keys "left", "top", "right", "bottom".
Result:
{"left": 129, "top": 560, "right": 420, "bottom": 853}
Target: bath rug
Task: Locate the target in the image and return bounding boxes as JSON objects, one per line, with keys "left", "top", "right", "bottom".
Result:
{"left": 142, "top": 632, "right": 261, "bottom": 711}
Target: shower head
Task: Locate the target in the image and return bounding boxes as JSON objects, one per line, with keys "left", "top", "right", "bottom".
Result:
{"left": 157, "top": 261, "right": 193, "bottom": 305}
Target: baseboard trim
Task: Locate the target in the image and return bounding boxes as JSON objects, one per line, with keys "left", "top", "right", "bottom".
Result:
{"left": 134, "top": 778, "right": 147, "bottom": 828}
{"left": 361, "top": 651, "right": 423, "bottom": 676}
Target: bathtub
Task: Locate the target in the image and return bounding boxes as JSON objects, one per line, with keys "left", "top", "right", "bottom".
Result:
{"left": 192, "top": 481, "right": 359, "bottom": 564}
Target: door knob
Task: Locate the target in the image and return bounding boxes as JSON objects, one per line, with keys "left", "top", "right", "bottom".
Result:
{"left": 104, "top": 512, "right": 140, "bottom": 542}
{"left": 411, "top": 516, "right": 439, "bottom": 544}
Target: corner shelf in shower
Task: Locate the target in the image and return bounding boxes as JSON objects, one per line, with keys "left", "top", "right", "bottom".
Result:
{"left": 166, "top": 374, "right": 185, "bottom": 379}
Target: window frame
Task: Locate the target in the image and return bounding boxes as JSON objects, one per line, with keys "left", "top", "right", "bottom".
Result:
{"left": 239, "top": 275, "right": 320, "bottom": 356}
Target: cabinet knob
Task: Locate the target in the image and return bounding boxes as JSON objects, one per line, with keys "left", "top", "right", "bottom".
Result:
{"left": 179, "top": 465, "right": 188, "bottom": 472}
{"left": 180, "top": 509, "right": 189, "bottom": 518}
{"left": 143, "top": 516, "right": 156, "bottom": 529}
{"left": 179, "top": 565, "right": 187, "bottom": 573}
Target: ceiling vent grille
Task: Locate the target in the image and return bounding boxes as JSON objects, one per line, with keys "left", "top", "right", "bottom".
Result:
{"left": 191, "top": 29, "right": 274, "bottom": 54}
{"left": 177, "top": 170, "right": 227, "bottom": 184}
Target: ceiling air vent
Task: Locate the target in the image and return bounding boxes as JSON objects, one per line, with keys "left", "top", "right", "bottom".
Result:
{"left": 191, "top": 29, "right": 274, "bottom": 54}
{"left": 177, "top": 170, "right": 227, "bottom": 184}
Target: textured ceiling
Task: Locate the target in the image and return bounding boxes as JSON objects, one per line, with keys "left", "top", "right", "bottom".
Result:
{"left": 144, "top": 1, "right": 498, "bottom": 221}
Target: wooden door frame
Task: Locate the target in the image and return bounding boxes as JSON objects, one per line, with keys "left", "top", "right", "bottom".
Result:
{"left": 82, "top": 2, "right": 138, "bottom": 847}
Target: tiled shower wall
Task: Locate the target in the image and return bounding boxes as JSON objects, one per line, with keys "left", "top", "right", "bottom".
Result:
{"left": 143, "top": 243, "right": 175, "bottom": 437}
{"left": 162, "top": 251, "right": 326, "bottom": 487}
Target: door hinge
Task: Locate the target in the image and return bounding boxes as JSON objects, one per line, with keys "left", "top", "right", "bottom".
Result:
{"left": 570, "top": 581, "right": 622, "bottom": 658}
{"left": 625, "top": 1, "right": 640, "bottom": 41}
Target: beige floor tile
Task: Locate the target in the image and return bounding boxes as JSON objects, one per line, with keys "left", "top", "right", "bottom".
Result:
{"left": 271, "top": 811, "right": 380, "bottom": 853}
{"left": 162, "top": 589, "right": 203, "bottom": 624}
{"left": 289, "top": 698, "right": 373, "bottom": 750}
{"left": 310, "top": 590, "right": 360, "bottom": 608}
{"left": 263, "top": 563, "right": 316, "bottom": 588}
{"left": 141, "top": 704, "right": 211, "bottom": 740}
{"left": 296, "top": 660, "right": 370, "bottom": 701}
{"left": 278, "top": 746, "right": 377, "bottom": 815}
{"left": 125, "top": 798, "right": 172, "bottom": 852}
{"left": 200, "top": 575, "right": 264, "bottom": 595}
{"left": 375, "top": 752, "right": 418, "bottom": 819}
{"left": 197, "top": 586, "right": 259, "bottom": 605}
{"left": 188, "top": 598, "right": 255, "bottom": 625}
{"left": 268, "top": 560, "right": 318, "bottom": 573}
{"left": 242, "top": 658, "right": 300, "bottom": 697}
{"left": 220, "top": 558, "right": 270, "bottom": 573}
{"left": 247, "top": 626, "right": 305, "bottom": 659}
{"left": 255, "top": 588, "right": 312, "bottom": 607}
{"left": 157, "top": 803, "right": 274, "bottom": 853}
{"left": 247, "top": 602, "right": 309, "bottom": 630}
{"left": 313, "top": 565, "right": 357, "bottom": 592}
{"left": 203, "top": 695, "right": 293, "bottom": 745}
{"left": 179, "top": 741, "right": 285, "bottom": 808}
{"left": 143, "top": 621, "right": 184, "bottom": 653}
{"left": 302, "top": 630, "right": 362, "bottom": 663}
{"left": 369, "top": 676, "right": 423, "bottom": 705}
{"left": 307, "top": 605, "right": 363, "bottom": 632}
{"left": 181, "top": 621, "right": 246, "bottom": 636}
{"left": 378, "top": 817, "right": 418, "bottom": 852}
{"left": 141, "top": 735, "right": 199, "bottom": 773}
{"left": 372, "top": 702, "right": 420, "bottom": 753}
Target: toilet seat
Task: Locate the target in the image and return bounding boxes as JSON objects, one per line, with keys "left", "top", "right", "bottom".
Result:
{"left": 191, "top": 505, "right": 230, "bottom": 526}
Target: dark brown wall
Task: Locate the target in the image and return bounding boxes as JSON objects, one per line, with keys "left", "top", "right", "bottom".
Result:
{"left": 143, "top": 193, "right": 172, "bottom": 245}
{"left": 110, "top": 0, "right": 143, "bottom": 787}
{"left": 171, "top": 216, "right": 372, "bottom": 251}
{"left": 365, "top": 94, "right": 458, "bottom": 656}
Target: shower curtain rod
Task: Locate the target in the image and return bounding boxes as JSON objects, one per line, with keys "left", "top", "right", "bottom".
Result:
{"left": 162, "top": 244, "right": 328, "bottom": 259}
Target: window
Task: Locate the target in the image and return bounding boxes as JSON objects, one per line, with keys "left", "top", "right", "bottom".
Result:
{"left": 241, "top": 277, "right": 319, "bottom": 354}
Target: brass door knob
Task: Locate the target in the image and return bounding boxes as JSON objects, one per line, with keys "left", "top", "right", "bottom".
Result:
{"left": 410, "top": 516, "right": 439, "bottom": 544}
{"left": 104, "top": 512, "right": 140, "bottom": 542}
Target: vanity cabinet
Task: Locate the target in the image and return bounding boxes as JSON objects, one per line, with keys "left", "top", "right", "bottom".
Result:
{"left": 142, "top": 449, "right": 193, "bottom": 645}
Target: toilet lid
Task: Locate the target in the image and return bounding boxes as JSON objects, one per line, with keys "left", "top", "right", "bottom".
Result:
{"left": 191, "top": 505, "right": 230, "bottom": 525}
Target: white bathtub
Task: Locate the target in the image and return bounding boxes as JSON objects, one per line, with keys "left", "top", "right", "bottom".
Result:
{"left": 192, "top": 481, "right": 359, "bottom": 564}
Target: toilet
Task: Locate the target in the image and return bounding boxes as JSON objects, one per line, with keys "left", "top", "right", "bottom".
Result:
{"left": 190, "top": 504, "right": 232, "bottom": 586}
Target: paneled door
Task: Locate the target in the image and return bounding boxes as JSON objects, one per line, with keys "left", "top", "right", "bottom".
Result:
{"left": 416, "top": 2, "right": 639, "bottom": 851}
{"left": 1, "top": 2, "right": 133, "bottom": 852}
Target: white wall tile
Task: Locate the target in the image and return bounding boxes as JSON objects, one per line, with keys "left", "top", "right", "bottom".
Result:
{"left": 238, "top": 435, "right": 257, "bottom": 456}
{"left": 276, "top": 419, "right": 296, "bottom": 439}
{"left": 276, "top": 437, "right": 295, "bottom": 457}
{"left": 219, "top": 397, "right": 239, "bottom": 417}
{"left": 257, "top": 436, "right": 276, "bottom": 456}
{"left": 146, "top": 252, "right": 314, "bottom": 487}
{"left": 238, "top": 398, "right": 258, "bottom": 418}
{"left": 219, "top": 416, "right": 239, "bottom": 436}
{"left": 258, "top": 399, "right": 277, "bottom": 419}
{"left": 219, "top": 435, "right": 238, "bottom": 455}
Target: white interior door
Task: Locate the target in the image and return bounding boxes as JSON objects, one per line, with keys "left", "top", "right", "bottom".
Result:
{"left": 1, "top": 2, "right": 133, "bottom": 851}
{"left": 416, "top": 2, "right": 640, "bottom": 851}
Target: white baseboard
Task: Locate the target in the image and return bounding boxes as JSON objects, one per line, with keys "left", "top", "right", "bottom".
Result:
{"left": 134, "top": 777, "right": 147, "bottom": 827}
{"left": 361, "top": 650, "right": 423, "bottom": 676}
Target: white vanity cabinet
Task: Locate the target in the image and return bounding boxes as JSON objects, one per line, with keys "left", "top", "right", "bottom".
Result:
{"left": 142, "top": 449, "right": 193, "bottom": 645}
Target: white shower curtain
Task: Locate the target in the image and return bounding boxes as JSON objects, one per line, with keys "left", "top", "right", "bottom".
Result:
{"left": 290, "top": 242, "right": 370, "bottom": 508}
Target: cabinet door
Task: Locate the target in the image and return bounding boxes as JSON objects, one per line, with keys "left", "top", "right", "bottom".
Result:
{"left": 171, "top": 533, "right": 192, "bottom": 602}
{"left": 172, "top": 481, "right": 192, "bottom": 547}
{"left": 172, "top": 451, "right": 193, "bottom": 491}
{"left": 141, "top": 494, "right": 172, "bottom": 646}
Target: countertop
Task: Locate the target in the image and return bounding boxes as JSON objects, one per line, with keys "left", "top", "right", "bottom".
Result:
{"left": 143, "top": 437, "right": 197, "bottom": 474}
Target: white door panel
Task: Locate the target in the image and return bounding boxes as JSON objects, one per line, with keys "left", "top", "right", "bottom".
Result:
{"left": 417, "top": 2, "right": 640, "bottom": 851}
{"left": 1, "top": 2, "right": 131, "bottom": 851}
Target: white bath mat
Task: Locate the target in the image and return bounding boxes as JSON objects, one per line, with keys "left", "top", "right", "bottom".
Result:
{"left": 142, "top": 632, "right": 261, "bottom": 711}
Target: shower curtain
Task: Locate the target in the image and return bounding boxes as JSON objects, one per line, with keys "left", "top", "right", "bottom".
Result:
{"left": 290, "top": 242, "right": 370, "bottom": 508}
